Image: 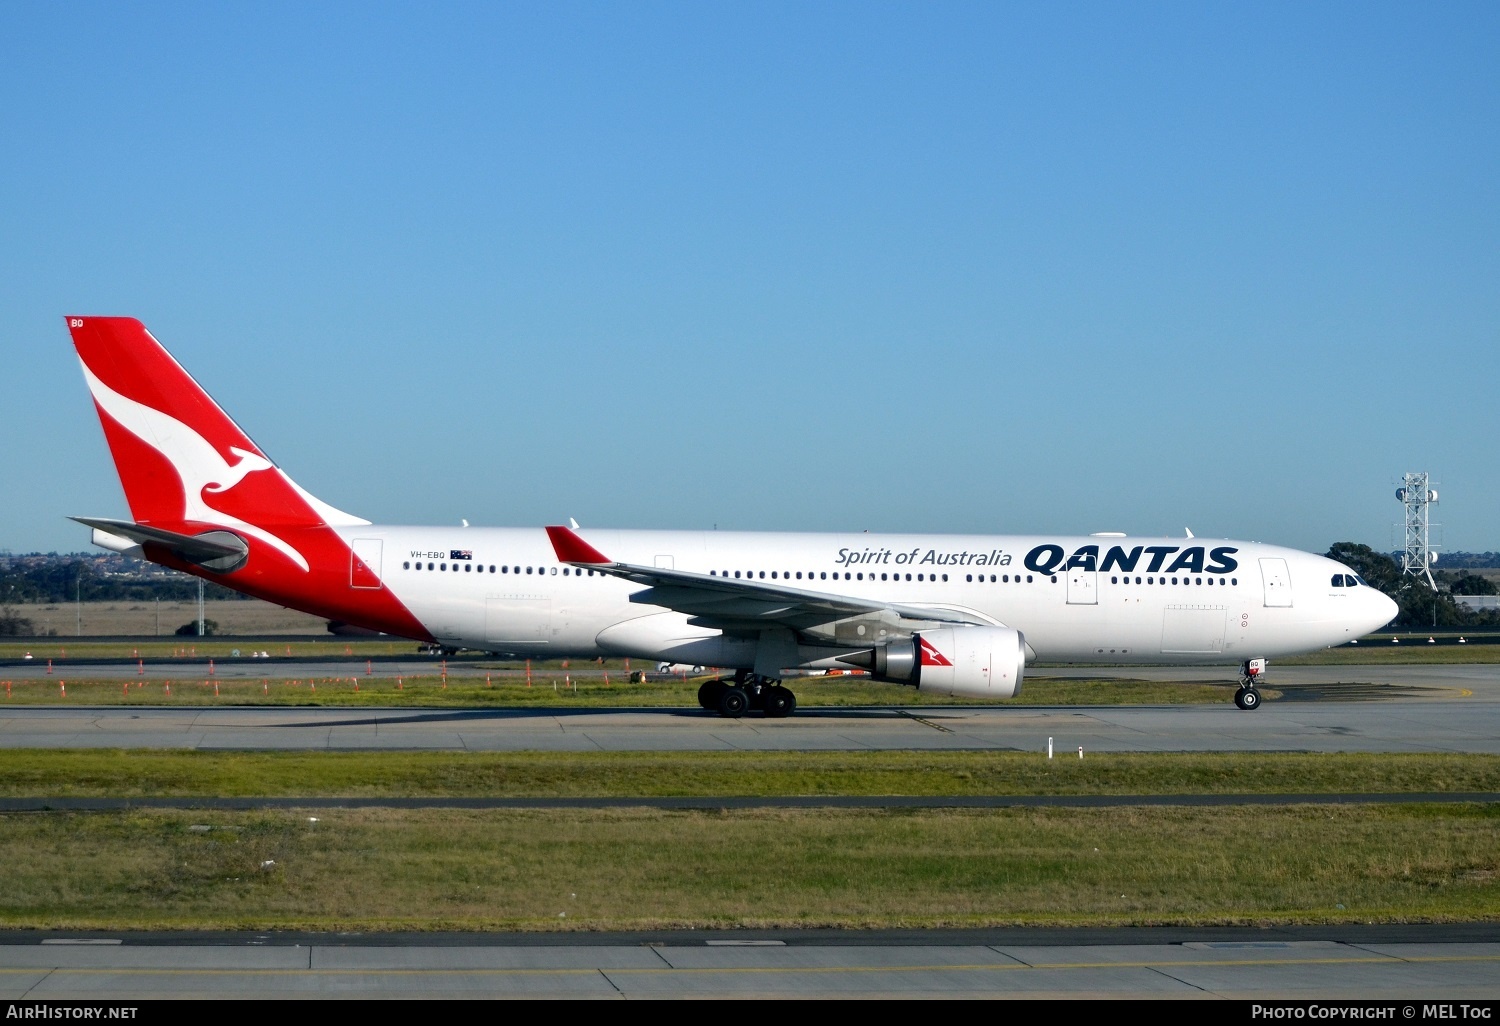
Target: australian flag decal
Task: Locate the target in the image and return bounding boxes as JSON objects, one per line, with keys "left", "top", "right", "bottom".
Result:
{"left": 450, "top": 550, "right": 472, "bottom": 561}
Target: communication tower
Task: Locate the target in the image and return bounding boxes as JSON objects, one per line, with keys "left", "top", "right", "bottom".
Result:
{"left": 1395, "top": 472, "right": 1438, "bottom": 589}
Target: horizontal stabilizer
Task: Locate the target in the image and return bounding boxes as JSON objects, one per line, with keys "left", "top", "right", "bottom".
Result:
{"left": 71, "top": 516, "right": 249, "bottom": 570}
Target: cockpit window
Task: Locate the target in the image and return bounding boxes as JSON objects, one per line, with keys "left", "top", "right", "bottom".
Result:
{"left": 1331, "top": 574, "right": 1345, "bottom": 587}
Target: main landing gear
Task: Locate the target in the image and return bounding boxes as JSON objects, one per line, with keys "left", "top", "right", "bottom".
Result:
{"left": 1235, "top": 658, "right": 1266, "bottom": 711}
{"left": 698, "top": 672, "right": 798, "bottom": 718}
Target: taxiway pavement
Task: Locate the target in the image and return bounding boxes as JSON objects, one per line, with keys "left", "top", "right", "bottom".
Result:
{"left": 2, "top": 927, "right": 1496, "bottom": 999}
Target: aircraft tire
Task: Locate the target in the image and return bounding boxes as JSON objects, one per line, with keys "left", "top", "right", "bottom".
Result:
{"left": 698, "top": 679, "right": 727, "bottom": 710}
{"left": 762, "top": 686, "right": 794, "bottom": 718}
{"left": 718, "top": 687, "right": 749, "bottom": 718}
{"left": 1235, "top": 687, "right": 1261, "bottom": 711}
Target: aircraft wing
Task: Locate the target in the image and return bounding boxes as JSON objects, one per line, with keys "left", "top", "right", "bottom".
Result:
{"left": 545, "top": 526, "right": 992, "bottom": 633}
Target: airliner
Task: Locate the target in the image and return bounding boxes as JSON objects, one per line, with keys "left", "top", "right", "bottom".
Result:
{"left": 64, "top": 316, "right": 1398, "bottom": 716}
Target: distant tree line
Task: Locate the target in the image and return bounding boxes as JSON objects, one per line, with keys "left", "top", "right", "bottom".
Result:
{"left": 0, "top": 559, "right": 247, "bottom": 605}
{"left": 1327, "top": 543, "right": 1500, "bottom": 629}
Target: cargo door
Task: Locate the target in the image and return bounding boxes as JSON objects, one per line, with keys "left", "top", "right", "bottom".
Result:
{"left": 485, "top": 596, "right": 553, "bottom": 643}
{"left": 1161, "top": 605, "right": 1227, "bottom": 653}
{"left": 1259, "top": 557, "right": 1293, "bottom": 607}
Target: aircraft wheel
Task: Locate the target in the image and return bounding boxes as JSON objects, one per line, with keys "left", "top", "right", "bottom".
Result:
{"left": 718, "top": 686, "right": 749, "bottom": 718}
{"left": 698, "top": 679, "right": 726, "bottom": 710}
{"left": 762, "top": 686, "right": 794, "bottom": 718}
{"left": 1236, "top": 687, "right": 1262, "bottom": 711}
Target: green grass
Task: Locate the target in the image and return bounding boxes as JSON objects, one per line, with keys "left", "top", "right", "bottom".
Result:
{"left": 1284, "top": 643, "right": 1500, "bottom": 665}
{"left": 0, "top": 804, "right": 1495, "bottom": 930}
{"left": 2, "top": 750, "right": 1496, "bottom": 798}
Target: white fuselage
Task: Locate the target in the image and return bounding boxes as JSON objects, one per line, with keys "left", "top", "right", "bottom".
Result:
{"left": 335, "top": 527, "right": 1398, "bottom": 668}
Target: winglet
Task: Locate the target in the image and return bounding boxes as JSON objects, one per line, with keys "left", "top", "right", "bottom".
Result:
{"left": 545, "top": 525, "right": 611, "bottom": 565}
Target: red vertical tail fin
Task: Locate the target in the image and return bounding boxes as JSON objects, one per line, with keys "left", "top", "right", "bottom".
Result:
{"left": 65, "top": 316, "right": 432, "bottom": 642}
{"left": 66, "top": 316, "right": 366, "bottom": 570}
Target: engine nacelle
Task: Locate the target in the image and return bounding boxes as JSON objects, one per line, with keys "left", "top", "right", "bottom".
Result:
{"left": 858, "top": 626, "right": 1025, "bottom": 699}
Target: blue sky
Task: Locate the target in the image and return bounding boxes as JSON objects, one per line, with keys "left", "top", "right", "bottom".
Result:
{"left": 3, "top": 2, "right": 1497, "bottom": 555}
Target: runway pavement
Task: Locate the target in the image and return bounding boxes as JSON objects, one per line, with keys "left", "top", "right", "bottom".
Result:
{"left": 1, "top": 927, "right": 1496, "bottom": 999}
{"left": 0, "top": 668, "right": 1496, "bottom": 752}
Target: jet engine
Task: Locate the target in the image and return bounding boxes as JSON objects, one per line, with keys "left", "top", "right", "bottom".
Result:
{"left": 844, "top": 625, "right": 1025, "bottom": 700}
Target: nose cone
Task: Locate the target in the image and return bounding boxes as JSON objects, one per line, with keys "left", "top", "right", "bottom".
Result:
{"left": 1365, "top": 589, "right": 1399, "bottom": 633}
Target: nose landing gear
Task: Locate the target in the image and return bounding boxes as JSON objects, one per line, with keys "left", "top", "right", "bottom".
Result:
{"left": 697, "top": 672, "right": 798, "bottom": 718}
{"left": 1236, "top": 658, "right": 1266, "bottom": 711}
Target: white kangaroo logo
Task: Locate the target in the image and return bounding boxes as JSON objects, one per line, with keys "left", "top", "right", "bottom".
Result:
{"left": 79, "top": 361, "right": 310, "bottom": 571}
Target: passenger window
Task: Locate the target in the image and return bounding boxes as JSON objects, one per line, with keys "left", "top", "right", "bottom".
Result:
{"left": 1111, "top": 576, "right": 1118, "bottom": 584}
{"left": 942, "top": 574, "right": 949, "bottom": 582}
{"left": 403, "top": 561, "right": 410, "bottom": 570}
{"left": 1231, "top": 578, "right": 1238, "bottom": 585}
{"left": 526, "top": 567, "right": 532, "bottom": 574}
{"left": 1026, "top": 575, "right": 1033, "bottom": 583}
{"left": 464, "top": 564, "right": 471, "bottom": 572}
{"left": 966, "top": 574, "right": 973, "bottom": 582}
{"left": 796, "top": 572, "right": 802, "bottom": 579}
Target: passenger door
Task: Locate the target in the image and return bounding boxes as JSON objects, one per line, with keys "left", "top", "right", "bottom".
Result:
{"left": 1066, "top": 568, "right": 1098, "bottom": 605}
{"left": 1259, "top": 557, "right": 1293, "bottom": 608}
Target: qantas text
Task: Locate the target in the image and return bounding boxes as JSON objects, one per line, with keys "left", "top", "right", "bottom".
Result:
{"left": 1024, "top": 544, "right": 1239, "bottom": 576}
